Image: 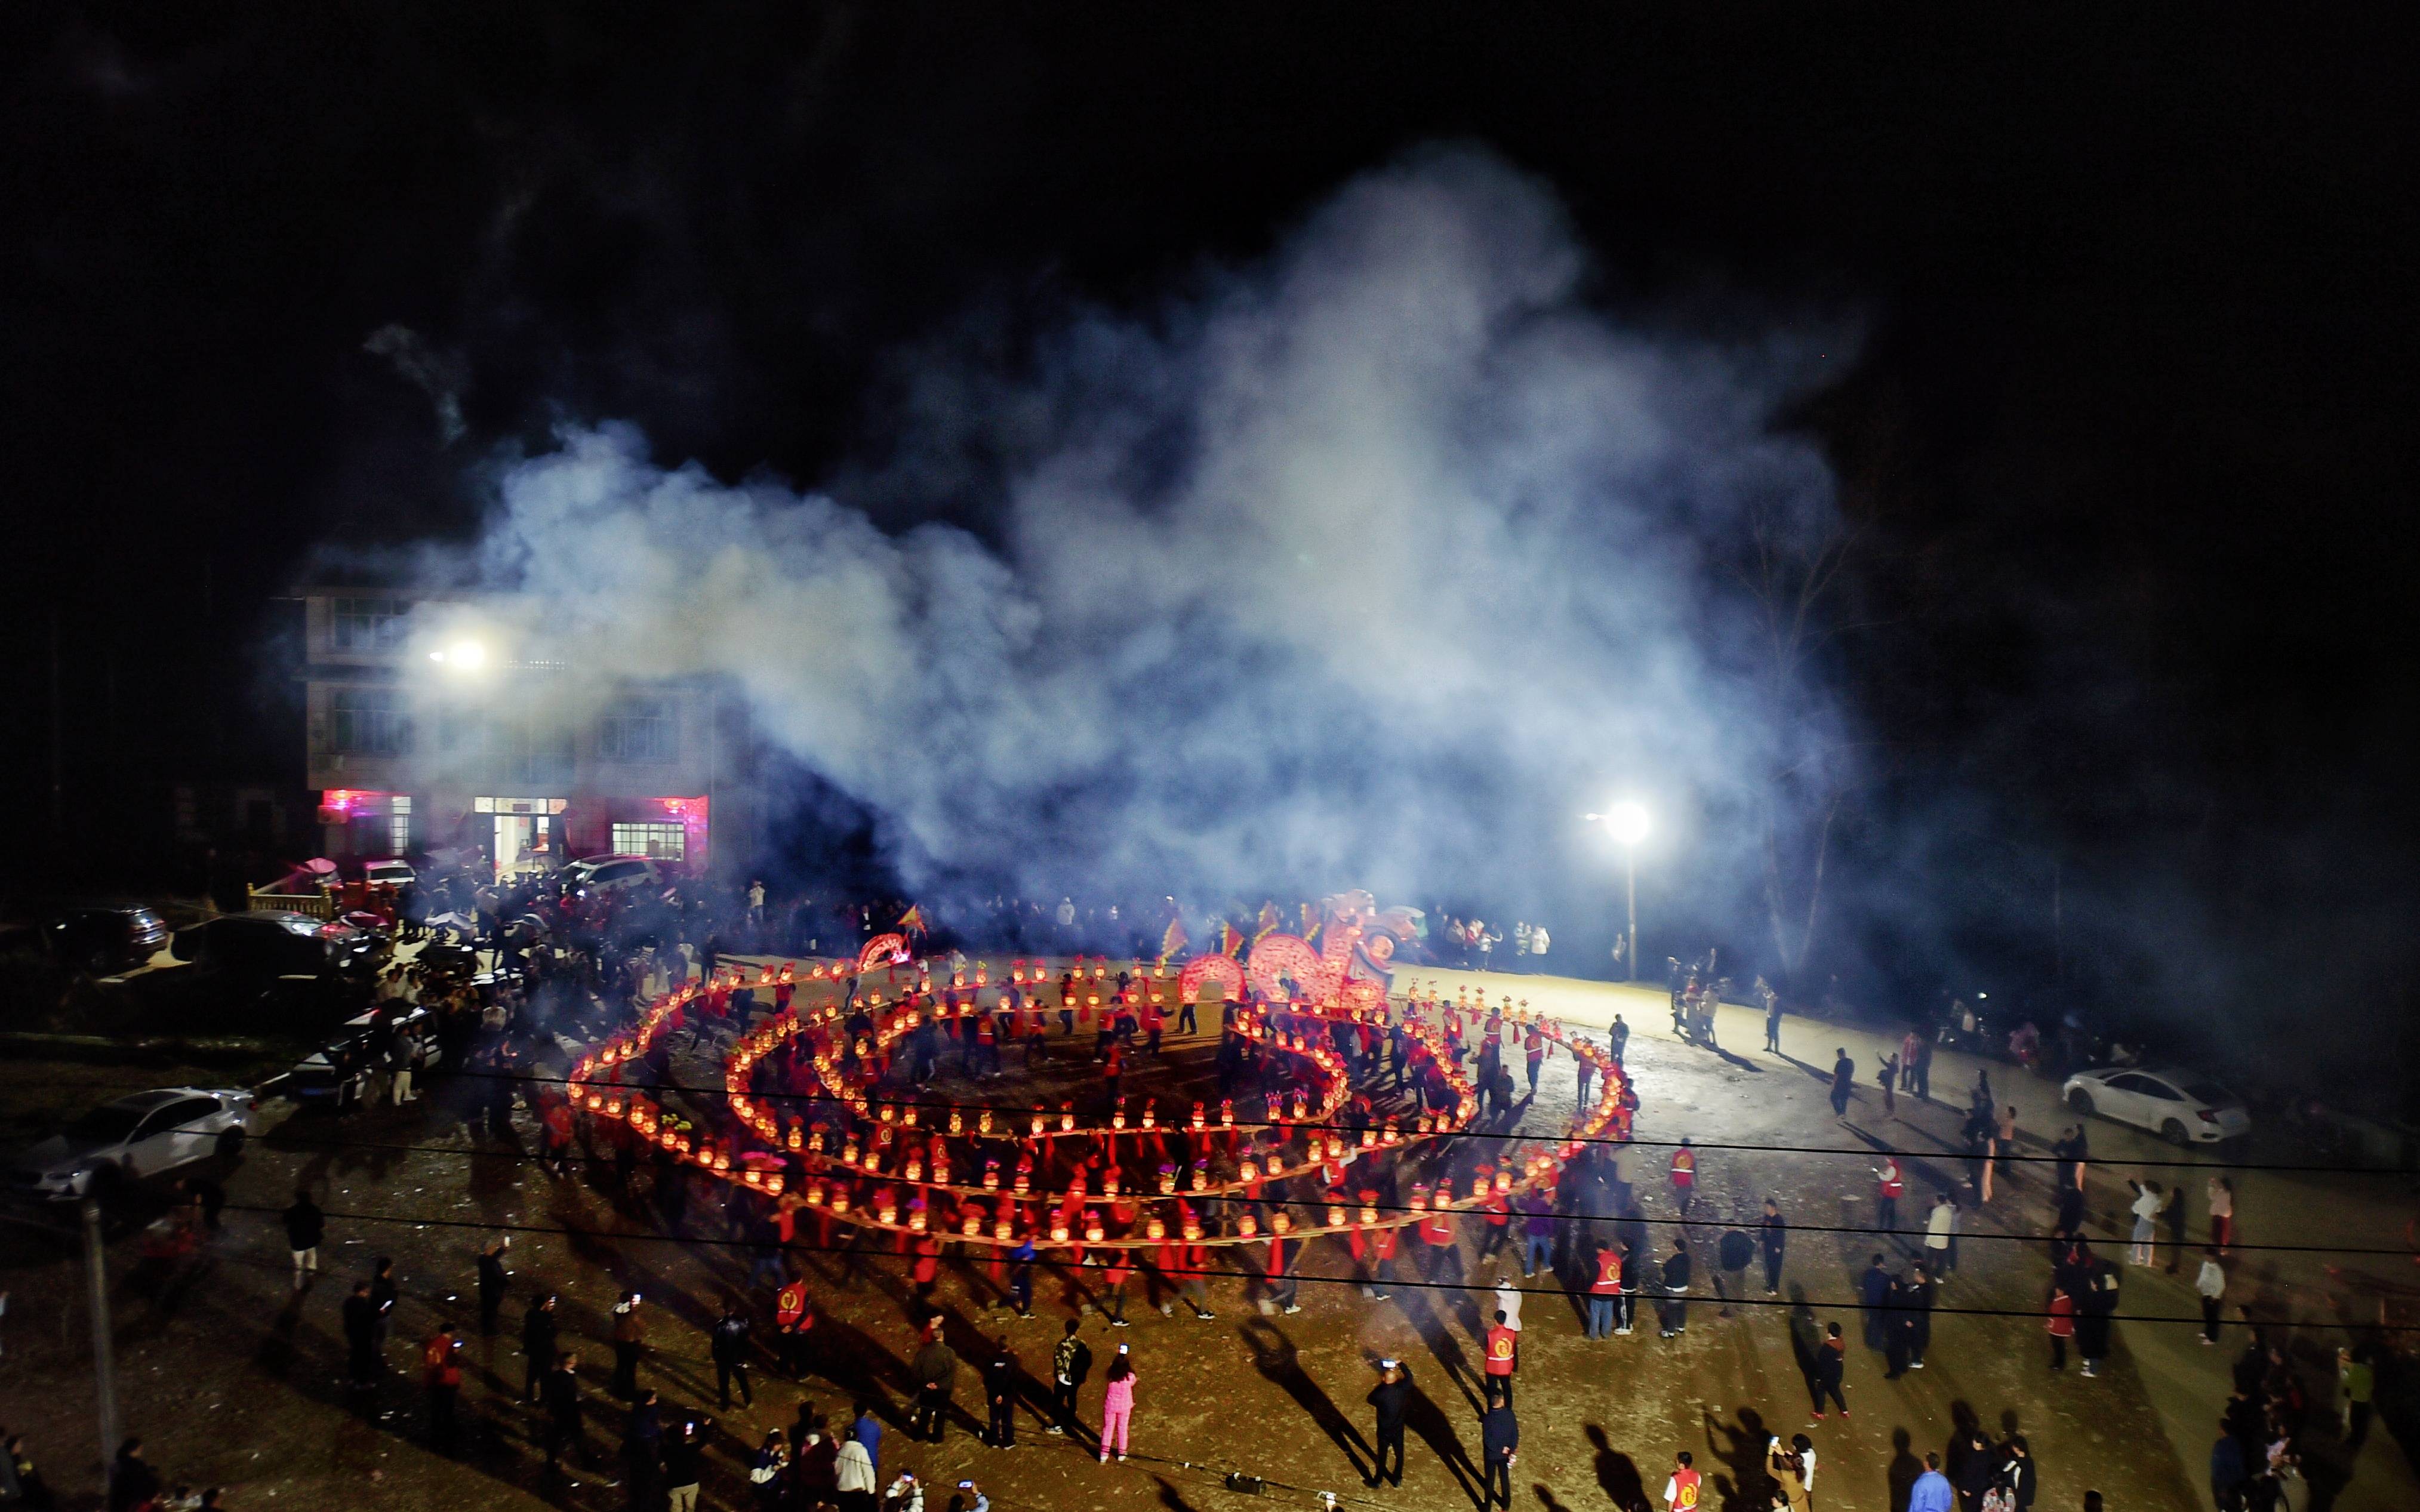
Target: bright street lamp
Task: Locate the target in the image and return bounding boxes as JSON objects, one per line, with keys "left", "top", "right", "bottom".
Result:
{"left": 1585, "top": 803, "right": 1651, "bottom": 981}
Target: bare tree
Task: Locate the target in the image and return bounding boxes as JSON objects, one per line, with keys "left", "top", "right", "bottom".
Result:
{"left": 1737, "top": 494, "right": 1867, "bottom": 988}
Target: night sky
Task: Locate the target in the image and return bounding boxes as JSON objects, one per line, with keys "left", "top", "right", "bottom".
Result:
{"left": 5, "top": 8, "right": 2415, "bottom": 1083}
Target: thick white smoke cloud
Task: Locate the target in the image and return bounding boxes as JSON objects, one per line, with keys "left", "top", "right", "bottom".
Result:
{"left": 457, "top": 149, "right": 1846, "bottom": 910}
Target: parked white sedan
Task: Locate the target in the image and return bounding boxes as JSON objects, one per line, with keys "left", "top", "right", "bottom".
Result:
{"left": 2062, "top": 1065, "right": 2251, "bottom": 1145}
{"left": 8, "top": 1086, "right": 259, "bottom": 1201}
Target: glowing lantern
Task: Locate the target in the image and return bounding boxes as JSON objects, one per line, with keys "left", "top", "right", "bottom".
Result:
{"left": 1409, "top": 1184, "right": 1430, "bottom": 1211}
{"left": 983, "top": 1164, "right": 1001, "bottom": 1192}
{"left": 1271, "top": 1211, "right": 1292, "bottom": 1236}
{"left": 1190, "top": 1103, "right": 1206, "bottom": 1131}
{"left": 1495, "top": 1169, "right": 1514, "bottom": 1193}
{"left": 909, "top": 1208, "right": 928, "bottom": 1234}
{"left": 1359, "top": 1199, "right": 1380, "bottom": 1226}
{"left": 1147, "top": 1217, "right": 1166, "bottom": 1240}
{"left": 1083, "top": 1212, "right": 1105, "bottom": 1242}
{"left": 962, "top": 1213, "right": 981, "bottom": 1237}
{"left": 1049, "top": 1217, "right": 1070, "bottom": 1243}
{"left": 1141, "top": 1102, "right": 1157, "bottom": 1130}
{"left": 830, "top": 1189, "right": 851, "bottom": 1216}
{"left": 1190, "top": 1166, "right": 1208, "bottom": 1193}
{"left": 1013, "top": 1171, "right": 1032, "bottom": 1196}
{"left": 949, "top": 1111, "right": 964, "bottom": 1136}
{"left": 1239, "top": 1159, "right": 1260, "bottom": 1184}
{"left": 904, "top": 1158, "right": 923, "bottom": 1183}
{"left": 995, "top": 1218, "right": 1015, "bottom": 1242}
{"left": 1157, "top": 1166, "right": 1177, "bottom": 1195}
{"left": 1060, "top": 1105, "right": 1076, "bottom": 1134}
{"left": 1220, "top": 1101, "right": 1235, "bottom": 1128}
{"left": 878, "top": 1200, "right": 898, "bottom": 1225}
{"left": 978, "top": 1110, "right": 995, "bottom": 1136}
{"left": 1237, "top": 1214, "right": 1258, "bottom": 1239}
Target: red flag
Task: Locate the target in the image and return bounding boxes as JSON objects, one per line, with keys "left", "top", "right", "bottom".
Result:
{"left": 897, "top": 904, "right": 928, "bottom": 938}
{"left": 1220, "top": 923, "right": 1245, "bottom": 957}
{"left": 1159, "top": 917, "right": 1190, "bottom": 963}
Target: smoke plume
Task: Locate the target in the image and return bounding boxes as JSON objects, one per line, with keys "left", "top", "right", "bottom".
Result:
{"left": 437, "top": 149, "right": 1848, "bottom": 917}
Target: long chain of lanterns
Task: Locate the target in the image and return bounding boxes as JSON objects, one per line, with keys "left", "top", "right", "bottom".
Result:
{"left": 566, "top": 949, "right": 1634, "bottom": 1255}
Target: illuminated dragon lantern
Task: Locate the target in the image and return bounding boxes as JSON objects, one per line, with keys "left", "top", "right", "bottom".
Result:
{"left": 563, "top": 894, "right": 1631, "bottom": 1266}
{"left": 1179, "top": 890, "right": 1420, "bottom": 1010}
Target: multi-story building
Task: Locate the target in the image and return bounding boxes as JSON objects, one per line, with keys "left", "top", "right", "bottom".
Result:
{"left": 296, "top": 587, "right": 759, "bottom": 878}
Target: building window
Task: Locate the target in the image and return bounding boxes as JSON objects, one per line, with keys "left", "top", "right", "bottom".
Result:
{"left": 330, "top": 686, "right": 411, "bottom": 755}
{"left": 611, "top": 821, "right": 687, "bottom": 861}
{"left": 598, "top": 697, "right": 677, "bottom": 762}
{"left": 349, "top": 796, "right": 412, "bottom": 855}
{"left": 332, "top": 598, "right": 412, "bottom": 651}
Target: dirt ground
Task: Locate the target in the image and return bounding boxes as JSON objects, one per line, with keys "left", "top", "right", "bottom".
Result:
{"left": 1, "top": 963, "right": 2407, "bottom": 1511}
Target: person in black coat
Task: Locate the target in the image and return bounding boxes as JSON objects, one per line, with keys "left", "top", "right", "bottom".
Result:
{"left": 522, "top": 1293, "right": 559, "bottom": 1403}
{"left": 542, "top": 1352, "right": 586, "bottom": 1473}
{"left": 1999, "top": 1435, "right": 2040, "bottom": 1512}
{"left": 1479, "top": 1390, "right": 1519, "bottom": 1511}
{"left": 710, "top": 1302, "right": 755, "bottom": 1409}
{"left": 1366, "top": 1360, "right": 1412, "bottom": 1489}
{"left": 106, "top": 1438, "right": 160, "bottom": 1512}
{"left": 342, "top": 1281, "right": 381, "bottom": 1391}
{"left": 476, "top": 1240, "right": 509, "bottom": 1337}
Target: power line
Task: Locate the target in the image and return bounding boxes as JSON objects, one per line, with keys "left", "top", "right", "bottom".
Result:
{"left": 244, "top": 1128, "right": 2420, "bottom": 1261}
{"left": 425, "top": 1061, "right": 2420, "bottom": 1176}
{"left": 207, "top": 1200, "right": 2420, "bottom": 1333}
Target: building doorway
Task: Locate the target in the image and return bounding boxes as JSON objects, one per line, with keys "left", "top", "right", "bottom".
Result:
{"left": 475, "top": 796, "right": 568, "bottom": 877}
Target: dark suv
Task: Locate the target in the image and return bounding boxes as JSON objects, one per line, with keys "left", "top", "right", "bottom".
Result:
{"left": 0, "top": 902, "right": 172, "bottom": 977}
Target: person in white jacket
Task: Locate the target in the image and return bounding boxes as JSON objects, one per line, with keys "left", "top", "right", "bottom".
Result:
{"left": 833, "top": 1433, "right": 877, "bottom": 1511}
{"left": 884, "top": 1470, "right": 925, "bottom": 1511}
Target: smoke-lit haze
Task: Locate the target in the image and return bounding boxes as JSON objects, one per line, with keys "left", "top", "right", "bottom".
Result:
{"left": 433, "top": 150, "right": 1846, "bottom": 913}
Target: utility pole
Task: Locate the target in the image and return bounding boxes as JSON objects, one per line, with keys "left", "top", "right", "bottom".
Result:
{"left": 82, "top": 1199, "right": 121, "bottom": 1490}
{"left": 2051, "top": 855, "right": 2064, "bottom": 983}
{"left": 1624, "top": 843, "right": 1639, "bottom": 983}
{"left": 50, "top": 604, "right": 67, "bottom": 844}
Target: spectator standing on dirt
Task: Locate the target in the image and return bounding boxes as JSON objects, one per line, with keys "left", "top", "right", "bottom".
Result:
{"left": 522, "top": 1292, "right": 559, "bottom": 1403}
{"left": 1830, "top": 1049, "right": 1856, "bottom": 1118}
{"left": 1874, "top": 1156, "right": 1904, "bottom": 1234}
{"left": 2045, "top": 1283, "right": 2076, "bottom": 1371}
{"left": 1480, "top": 1388, "right": 1518, "bottom": 1510}
{"left": 282, "top": 1187, "right": 324, "bottom": 1289}
{"left": 476, "top": 1239, "right": 509, "bottom": 1337}
{"left": 1810, "top": 1322, "right": 1850, "bottom": 1419}
{"left": 2208, "top": 1177, "right": 2235, "bottom": 1254}
{"left": 2197, "top": 1252, "right": 2227, "bottom": 1344}
{"left": 540, "top": 1353, "right": 586, "bottom": 1477}
{"left": 983, "top": 1335, "right": 1019, "bottom": 1448}
{"left": 1047, "top": 1319, "right": 1089, "bottom": 1437}
{"left": 1759, "top": 1199, "right": 1788, "bottom": 1294}
{"left": 342, "top": 1281, "right": 381, "bottom": 1392}
{"left": 911, "top": 1320, "right": 957, "bottom": 1443}
{"left": 1366, "top": 1359, "right": 1411, "bottom": 1489}
{"left": 712, "top": 1298, "right": 756, "bottom": 1410}
{"left": 421, "top": 1326, "right": 463, "bottom": 1451}
{"left": 611, "top": 1291, "right": 646, "bottom": 1401}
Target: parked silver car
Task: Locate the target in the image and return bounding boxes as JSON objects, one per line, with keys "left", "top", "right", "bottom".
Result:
{"left": 9, "top": 1086, "right": 260, "bottom": 1201}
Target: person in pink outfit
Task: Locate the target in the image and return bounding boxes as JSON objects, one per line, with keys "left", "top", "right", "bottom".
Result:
{"left": 1099, "top": 1344, "right": 1137, "bottom": 1463}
